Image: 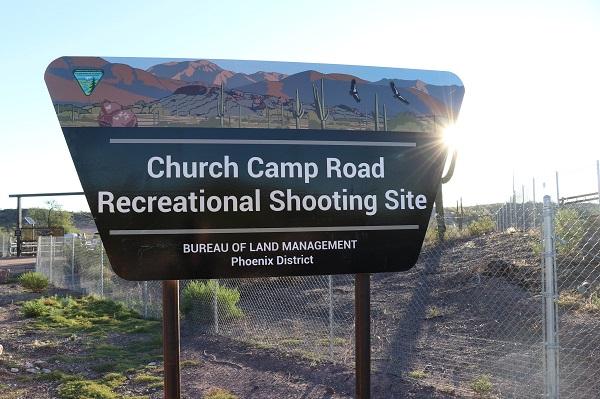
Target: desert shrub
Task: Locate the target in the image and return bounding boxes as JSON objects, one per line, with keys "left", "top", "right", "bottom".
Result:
{"left": 19, "top": 271, "right": 49, "bottom": 292}
{"left": 470, "top": 374, "right": 493, "bottom": 395}
{"left": 205, "top": 388, "right": 239, "bottom": 399}
{"left": 21, "top": 299, "right": 48, "bottom": 318}
{"left": 181, "top": 280, "right": 243, "bottom": 321}
{"left": 555, "top": 208, "right": 585, "bottom": 255}
{"left": 467, "top": 216, "right": 495, "bottom": 236}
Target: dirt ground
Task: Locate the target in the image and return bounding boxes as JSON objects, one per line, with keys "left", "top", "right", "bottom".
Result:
{"left": 0, "top": 275, "right": 453, "bottom": 399}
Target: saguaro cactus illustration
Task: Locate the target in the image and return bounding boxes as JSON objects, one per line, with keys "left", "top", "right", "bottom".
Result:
{"left": 373, "top": 93, "right": 379, "bottom": 131}
{"left": 383, "top": 104, "right": 388, "bottom": 131}
{"left": 217, "top": 83, "right": 225, "bottom": 127}
{"left": 312, "top": 79, "right": 329, "bottom": 129}
{"left": 292, "top": 89, "right": 304, "bottom": 129}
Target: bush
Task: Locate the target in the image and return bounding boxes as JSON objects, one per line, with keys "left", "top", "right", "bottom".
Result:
{"left": 181, "top": 280, "right": 243, "bottom": 322}
{"left": 555, "top": 208, "right": 585, "bottom": 255}
{"left": 205, "top": 388, "right": 239, "bottom": 399}
{"left": 22, "top": 300, "right": 47, "bottom": 318}
{"left": 467, "top": 216, "right": 495, "bottom": 237}
{"left": 470, "top": 374, "right": 493, "bottom": 395}
{"left": 57, "top": 379, "right": 117, "bottom": 399}
{"left": 19, "top": 272, "right": 49, "bottom": 292}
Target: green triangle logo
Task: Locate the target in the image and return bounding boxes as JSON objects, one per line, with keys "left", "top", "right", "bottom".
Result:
{"left": 73, "top": 69, "right": 104, "bottom": 96}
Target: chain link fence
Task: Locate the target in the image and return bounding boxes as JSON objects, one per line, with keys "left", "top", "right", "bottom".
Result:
{"left": 0, "top": 231, "right": 12, "bottom": 257}
{"left": 34, "top": 195, "right": 599, "bottom": 398}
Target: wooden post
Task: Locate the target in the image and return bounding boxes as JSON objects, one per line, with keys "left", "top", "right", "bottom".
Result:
{"left": 163, "top": 280, "right": 181, "bottom": 399}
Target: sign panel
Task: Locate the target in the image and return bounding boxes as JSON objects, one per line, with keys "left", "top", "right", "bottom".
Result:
{"left": 45, "top": 56, "right": 464, "bottom": 280}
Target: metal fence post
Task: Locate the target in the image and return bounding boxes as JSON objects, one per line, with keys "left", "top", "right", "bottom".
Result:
{"left": 542, "top": 195, "right": 560, "bottom": 399}
{"left": 213, "top": 280, "right": 219, "bottom": 334}
{"left": 49, "top": 236, "right": 54, "bottom": 283}
{"left": 522, "top": 185, "right": 526, "bottom": 230}
{"left": 100, "top": 244, "right": 104, "bottom": 297}
{"left": 555, "top": 171, "right": 560, "bottom": 205}
{"left": 71, "top": 237, "right": 76, "bottom": 289}
{"left": 596, "top": 160, "right": 600, "bottom": 208}
{"left": 533, "top": 177, "right": 537, "bottom": 228}
{"left": 143, "top": 281, "right": 149, "bottom": 319}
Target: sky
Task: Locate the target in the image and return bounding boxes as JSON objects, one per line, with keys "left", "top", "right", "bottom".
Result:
{"left": 0, "top": 0, "right": 599, "bottom": 212}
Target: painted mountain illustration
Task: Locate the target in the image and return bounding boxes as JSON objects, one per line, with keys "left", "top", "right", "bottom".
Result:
{"left": 45, "top": 56, "right": 464, "bottom": 131}
{"left": 147, "top": 60, "right": 287, "bottom": 88}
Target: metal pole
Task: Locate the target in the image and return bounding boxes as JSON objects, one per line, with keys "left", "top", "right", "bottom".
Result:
{"left": 542, "top": 195, "right": 560, "bottom": 399}
{"left": 71, "top": 237, "right": 76, "bottom": 289}
{"left": 555, "top": 171, "right": 560, "bottom": 205}
{"left": 329, "top": 275, "right": 334, "bottom": 360}
{"left": 533, "top": 178, "right": 537, "bottom": 228}
{"left": 355, "top": 273, "right": 371, "bottom": 399}
{"left": 596, "top": 160, "right": 600, "bottom": 208}
{"left": 100, "top": 245, "right": 104, "bottom": 297}
{"left": 163, "top": 280, "right": 181, "bottom": 399}
{"left": 16, "top": 197, "right": 22, "bottom": 257}
{"left": 213, "top": 280, "right": 219, "bottom": 334}
{"left": 49, "top": 236, "right": 54, "bottom": 283}
{"left": 143, "top": 281, "right": 149, "bottom": 319}
{"left": 522, "top": 185, "right": 526, "bottom": 230}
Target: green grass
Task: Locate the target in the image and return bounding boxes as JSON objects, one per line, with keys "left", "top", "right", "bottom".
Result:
{"left": 20, "top": 295, "right": 164, "bottom": 398}
{"left": 470, "top": 374, "right": 493, "bottom": 395}
{"left": 18, "top": 272, "right": 49, "bottom": 292}
{"left": 425, "top": 306, "right": 442, "bottom": 319}
{"left": 280, "top": 338, "right": 303, "bottom": 347}
{"left": 181, "top": 280, "right": 243, "bottom": 321}
{"left": 132, "top": 373, "right": 162, "bottom": 385}
{"left": 181, "top": 359, "right": 202, "bottom": 368}
{"left": 57, "top": 378, "right": 118, "bottom": 399}
{"left": 205, "top": 388, "right": 239, "bottom": 399}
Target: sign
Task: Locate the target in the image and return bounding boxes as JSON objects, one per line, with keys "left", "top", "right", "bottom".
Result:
{"left": 45, "top": 56, "right": 464, "bottom": 280}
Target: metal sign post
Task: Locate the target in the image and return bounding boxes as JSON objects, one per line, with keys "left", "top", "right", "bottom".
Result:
{"left": 162, "top": 280, "right": 181, "bottom": 399}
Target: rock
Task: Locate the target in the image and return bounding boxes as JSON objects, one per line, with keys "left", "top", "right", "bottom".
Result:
{"left": 24, "top": 362, "right": 33, "bottom": 369}
{"left": 10, "top": 368, "right": 18, "bottom": 373}
{"left": 147, "top": 362, "right": 157, "bottom": 366}
{"left": 26, "top": 368, "right": 39, "bottom": 374}
{"left": 0, "top": 269, "right": 9, "bottom": 283}
{"left": 0, "top": 344, "right": 3, "bottom": 356}
{"left": 34, "top": 360, "right": 45, "bottom": 366}
{"left": 42, "top": 368, "right": 51, "bottom": 374}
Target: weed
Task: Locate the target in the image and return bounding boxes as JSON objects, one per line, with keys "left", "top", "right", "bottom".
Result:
{"left": 280, "top": 338, "right": 303, "bottom": 347}
{"left": 426, "top": 306, "right": 442, "bottom": 319}
{"left": 408, "top": 370, "right": 427, "bottom": 379}
{"left": 18, "top": 272, "right": 49, "bottom": 292}
{"left": 22, "top": 300, "right": 47, "bottom": 318}
{"left": 132, "top": 373, "right": 162, "bottom": 384}
{"left": 181, "top": 359, "right": 202, "bottom": 368}
{"left": 205, "top": 388, "right": 239, "bottom": 399}
{"left": 470, "top": 374, "right": 493, "bottom": 395}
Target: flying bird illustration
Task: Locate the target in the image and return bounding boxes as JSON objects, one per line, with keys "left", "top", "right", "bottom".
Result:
{"left": 349, "top": 79, "right": 360, "bottom": 103}
{"left": 390, "top": 81, "right": 410, "bottom": 105}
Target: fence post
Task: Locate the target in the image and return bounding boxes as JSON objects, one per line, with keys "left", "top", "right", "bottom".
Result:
{"left": 555, "top": 171, "right": 560, "bottom": 205}
{"left": 328, "top": 275, "right": 334, "bottom": 360}
{"left": 542, "top": 195, "right": 560, "bottom": 399}
{"left": 596, "top": 160, "right": 600, "bottom": 208}
{"left": 143, "top": 281, "right": 149, "bottom": 319}
{"left": 522, "top": 185, "right": 526, "bottom": 230}
{"left": 100, "top": 244, "right": 104, "bottom": 298}
{"left": 533, "top": 178, "right": 537, "bottom": 229}
{"left": 49, "top": 236, "right": 54, "bottom": 283}
{"left": 1, "top": 234, "right": 4, "bottom": 257}
{"left": 213, "top": 280, "right": 219, "bottom": 334}
{"left": 35, "top": 236, "right": 42, "bottom": 272}
{"left": 71, "top": 237, "right": 76, "bottom": 289}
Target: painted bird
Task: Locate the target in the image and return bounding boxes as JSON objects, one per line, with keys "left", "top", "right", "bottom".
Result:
{"left": 349, "top": 79, "right": 360, "bottom": 103}
{"left": 390, "top": 81, "right": 410, "bottom": 105}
